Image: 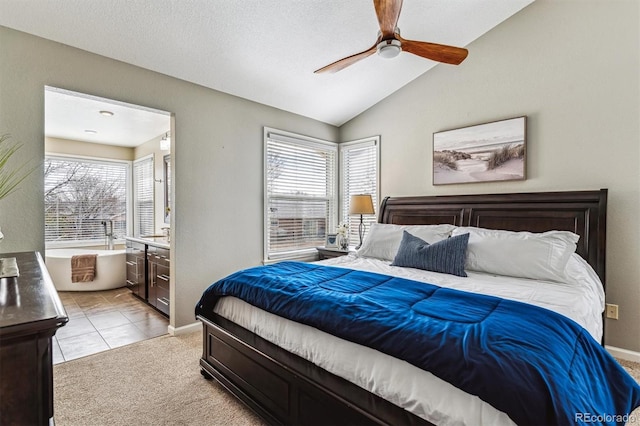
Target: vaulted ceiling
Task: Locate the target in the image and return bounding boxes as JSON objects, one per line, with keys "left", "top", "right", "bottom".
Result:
{"left": 1, "top": 0, "right": 533, "bottom": 137}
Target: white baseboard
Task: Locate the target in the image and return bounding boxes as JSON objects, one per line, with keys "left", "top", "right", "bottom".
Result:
{"left": 168, "top": 321, "right": 202, "bottom": 336}
{"left": 606, "top": 345, "right": 640, "bottom": 363}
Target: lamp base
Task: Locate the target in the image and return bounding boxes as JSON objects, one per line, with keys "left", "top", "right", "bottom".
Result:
{"left": 357, "top": 215, "right": 365, "bottom": 250}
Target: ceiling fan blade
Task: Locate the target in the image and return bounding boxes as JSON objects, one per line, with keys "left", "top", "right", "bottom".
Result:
{"left": 374, "top": 0, "right": 403, "bottom": 39}
{"left": 397, "top": 36, "right": 468, "bottom": 65}
{"left": 314, "top": 42, "right": 379, "bottom": 74}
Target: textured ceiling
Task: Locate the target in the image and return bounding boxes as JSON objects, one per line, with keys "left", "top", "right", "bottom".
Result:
{"left": 1, "top": 0, "right": 533, "bottom": 130}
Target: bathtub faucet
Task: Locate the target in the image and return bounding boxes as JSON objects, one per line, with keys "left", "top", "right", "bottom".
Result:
{"left": 101, "top": 220, "right": 114, "bottom": 250}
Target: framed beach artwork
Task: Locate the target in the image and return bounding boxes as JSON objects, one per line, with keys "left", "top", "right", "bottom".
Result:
{"left": 433, "top": 116, "right": 526, "bottom": 185}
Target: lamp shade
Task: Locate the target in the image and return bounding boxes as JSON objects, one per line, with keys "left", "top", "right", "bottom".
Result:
{"left": 349, "top": 194, "right": 375, "bottom": 215}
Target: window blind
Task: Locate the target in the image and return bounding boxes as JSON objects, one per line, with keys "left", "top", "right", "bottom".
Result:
{"left": 163, "top": 155, "right": 171, "bottom": 223}
{"left": 265, "top": 129, "right": 337, "bottom": 260}
{"left": 340, "top": 137, "right": 379, "bottom": 246}
{"left": 44, "top": 156, "right": 128, "bottom": 243}
{"left": 133, "top": 156, "right": 154, "bottom": 236}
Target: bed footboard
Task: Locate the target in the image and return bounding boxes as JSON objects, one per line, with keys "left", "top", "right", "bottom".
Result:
{"left": 198, "top": 314, "right": 431, "bottom": 426}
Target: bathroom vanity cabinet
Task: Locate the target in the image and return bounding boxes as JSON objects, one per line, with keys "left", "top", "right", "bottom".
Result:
{"left": 147, "top": 245, "right": 170, "bottom": 316}
{"left": 125, "top": 240, "right": 146, "bottom": 300}
{"left": 125, "top": 237, "right": 170, "bottom": 317}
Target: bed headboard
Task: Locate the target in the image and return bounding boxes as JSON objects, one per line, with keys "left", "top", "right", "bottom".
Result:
{"left": 379, "top": 189, "right": 607, "bottom": 287}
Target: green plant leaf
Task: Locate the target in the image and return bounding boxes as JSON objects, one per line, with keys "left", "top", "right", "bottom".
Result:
{"left": 0, "top": 133, "right": 37, "bottom": 200}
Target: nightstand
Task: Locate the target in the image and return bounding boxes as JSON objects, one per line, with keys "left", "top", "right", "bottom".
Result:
{"left": 316, "top": 247, "right": 350, "bottom": 260}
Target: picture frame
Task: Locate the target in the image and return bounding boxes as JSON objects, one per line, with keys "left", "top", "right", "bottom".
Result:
{"left": 433, "top": 116, "right": 526, "bottom": 185}
{"left": 325, "top": 233, "right": 338, "bottom": 248}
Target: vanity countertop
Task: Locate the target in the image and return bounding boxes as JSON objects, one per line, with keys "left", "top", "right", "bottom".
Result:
{"left": 125, "top": 236, "right": 170, "bottom": 250}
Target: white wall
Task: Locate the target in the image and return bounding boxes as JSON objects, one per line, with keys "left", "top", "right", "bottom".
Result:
{"left": 46, "top": 137, "right": 135, "bottom": 161}
{"left": 0, "top": 26, "right": 339, "bottom": 329}
{"left": 341, "top": 0, "right": 640, "bottom": 351}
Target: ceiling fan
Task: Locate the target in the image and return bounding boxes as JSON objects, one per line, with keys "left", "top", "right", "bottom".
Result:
{"left": 314, "top": 0, "right": 468, "bottom": 74}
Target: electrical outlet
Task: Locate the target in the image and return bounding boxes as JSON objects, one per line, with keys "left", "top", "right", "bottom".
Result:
{"left": 606, "top": 303, "right": 619, "bottom": 320}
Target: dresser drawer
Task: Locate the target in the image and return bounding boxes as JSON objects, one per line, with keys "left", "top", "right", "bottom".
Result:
{"left": 126, "top": 256, "right": 144, "bottom": 276}
{"left": 156, "top": 264, "right": 170, "bottom": 291}
{"left": 155, "top": 286, "right": 170, "bottom": 316}
{"left": 148, "top": 247, "right": 170, "bottom": 267}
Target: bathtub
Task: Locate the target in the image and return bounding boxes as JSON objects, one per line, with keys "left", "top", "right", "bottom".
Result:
{"left": 45, "top": 248, "right": 126, "bottom": 291}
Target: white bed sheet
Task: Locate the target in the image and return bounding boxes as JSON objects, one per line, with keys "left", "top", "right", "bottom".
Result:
{"left": 322, "top": 253, "right": 604, "bottom": 341}
{"left": 212, "top": 253, "right": 604, "bottom": 425}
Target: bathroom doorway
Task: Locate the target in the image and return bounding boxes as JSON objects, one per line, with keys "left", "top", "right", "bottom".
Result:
{"left": 44, "top": 86, "right": 174, "bottom": 361}
{"left": 44, "top": 87, "right": 173, "bottom": 245}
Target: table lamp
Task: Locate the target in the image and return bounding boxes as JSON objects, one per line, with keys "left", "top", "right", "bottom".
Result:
{"left": 349, "top": 194, "right": 375, "bottom": 249}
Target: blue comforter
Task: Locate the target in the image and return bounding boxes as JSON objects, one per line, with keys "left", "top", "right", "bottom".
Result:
{"left": 195, "top": 261, "right": 640, "bottom": 425}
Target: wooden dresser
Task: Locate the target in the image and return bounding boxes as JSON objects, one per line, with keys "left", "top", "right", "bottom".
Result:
{"left": 0, "top": 251, "right": 68, "bottom": 425}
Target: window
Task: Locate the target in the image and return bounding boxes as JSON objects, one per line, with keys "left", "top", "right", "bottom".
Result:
{"left": 133, "top": 155, "right": 154, "bottom": 236}
{"left": 264, "top": 128, "right": 337, "bottom": 261}
{"left": 163, "top": 154, "right": 171, "bottom": 224}
{"left": 340, "top": 137, "right": 380, "bottom": 246}
{"left": 44, "top": 155, "right": 129, "bottom": 244}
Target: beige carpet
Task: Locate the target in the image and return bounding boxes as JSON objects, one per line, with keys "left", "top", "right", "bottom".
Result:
{"left": 53, "top": 330, "right": 265, "bottom": 426}
{"left": 54, "top": 330, "right": 640, "bottom": 425}
{"left": 619, "top": 359, "right": 640, "bottom": 425}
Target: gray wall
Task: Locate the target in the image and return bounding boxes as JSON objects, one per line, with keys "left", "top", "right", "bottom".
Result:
{"left": 341, "top": 0, "right": 640, "bottom": 351}
{"left": 2, "top": 0, "right": 638, "bottom": 352}
{"left": 0, "top": 26, "right": 338, "bottom": 329}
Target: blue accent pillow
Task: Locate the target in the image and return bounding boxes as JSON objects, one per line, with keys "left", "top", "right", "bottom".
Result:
{"left": 391, "top": 231, "right": 469, "bottom": 277}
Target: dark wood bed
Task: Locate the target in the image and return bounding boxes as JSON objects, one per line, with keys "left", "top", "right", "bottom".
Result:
{"left": 197, "top": 189, "right": 608, "bottom": 426}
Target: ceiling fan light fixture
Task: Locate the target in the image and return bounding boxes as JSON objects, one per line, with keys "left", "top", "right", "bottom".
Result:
{"left": 314, "top": 1, "right": 468, "bottom": 73}
{"left": 377, "top": 39, "right": 402, "bottom": 59}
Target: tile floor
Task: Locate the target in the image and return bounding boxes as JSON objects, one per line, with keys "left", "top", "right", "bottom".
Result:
{"left": 53, "top": 287, "right": 169, "bottom": 364}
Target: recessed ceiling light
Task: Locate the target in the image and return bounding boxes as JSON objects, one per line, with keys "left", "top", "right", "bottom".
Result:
{"left": 99, "top": 110, "right": 114, "bottom": 116}
{"left": 84, "top": 129, "right": 97, "bottom": 134}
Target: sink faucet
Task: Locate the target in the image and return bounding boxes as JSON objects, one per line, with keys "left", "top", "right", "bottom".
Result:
{"left": 101, "top": 220, "right": 114, "bottom": 250}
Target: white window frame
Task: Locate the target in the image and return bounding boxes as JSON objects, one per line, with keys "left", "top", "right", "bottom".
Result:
{"left": 264, "top": 127, "right": 338, "bottom": 263}
{"left": 44, "top": 153, "right": 132, "bottom": 248}
{"left": 339, "top": 136, "right": 380, "bottom": 247}
{"left": 133, "top": 154, "right": 155, "bottom": 237}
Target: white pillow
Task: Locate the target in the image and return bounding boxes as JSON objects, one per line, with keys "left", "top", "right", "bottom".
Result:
{"left": 451, "top": 226, "right": 580, "bottom": 282}
{"left": 357, "top": 223, "right": 455, "bottom": 261}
